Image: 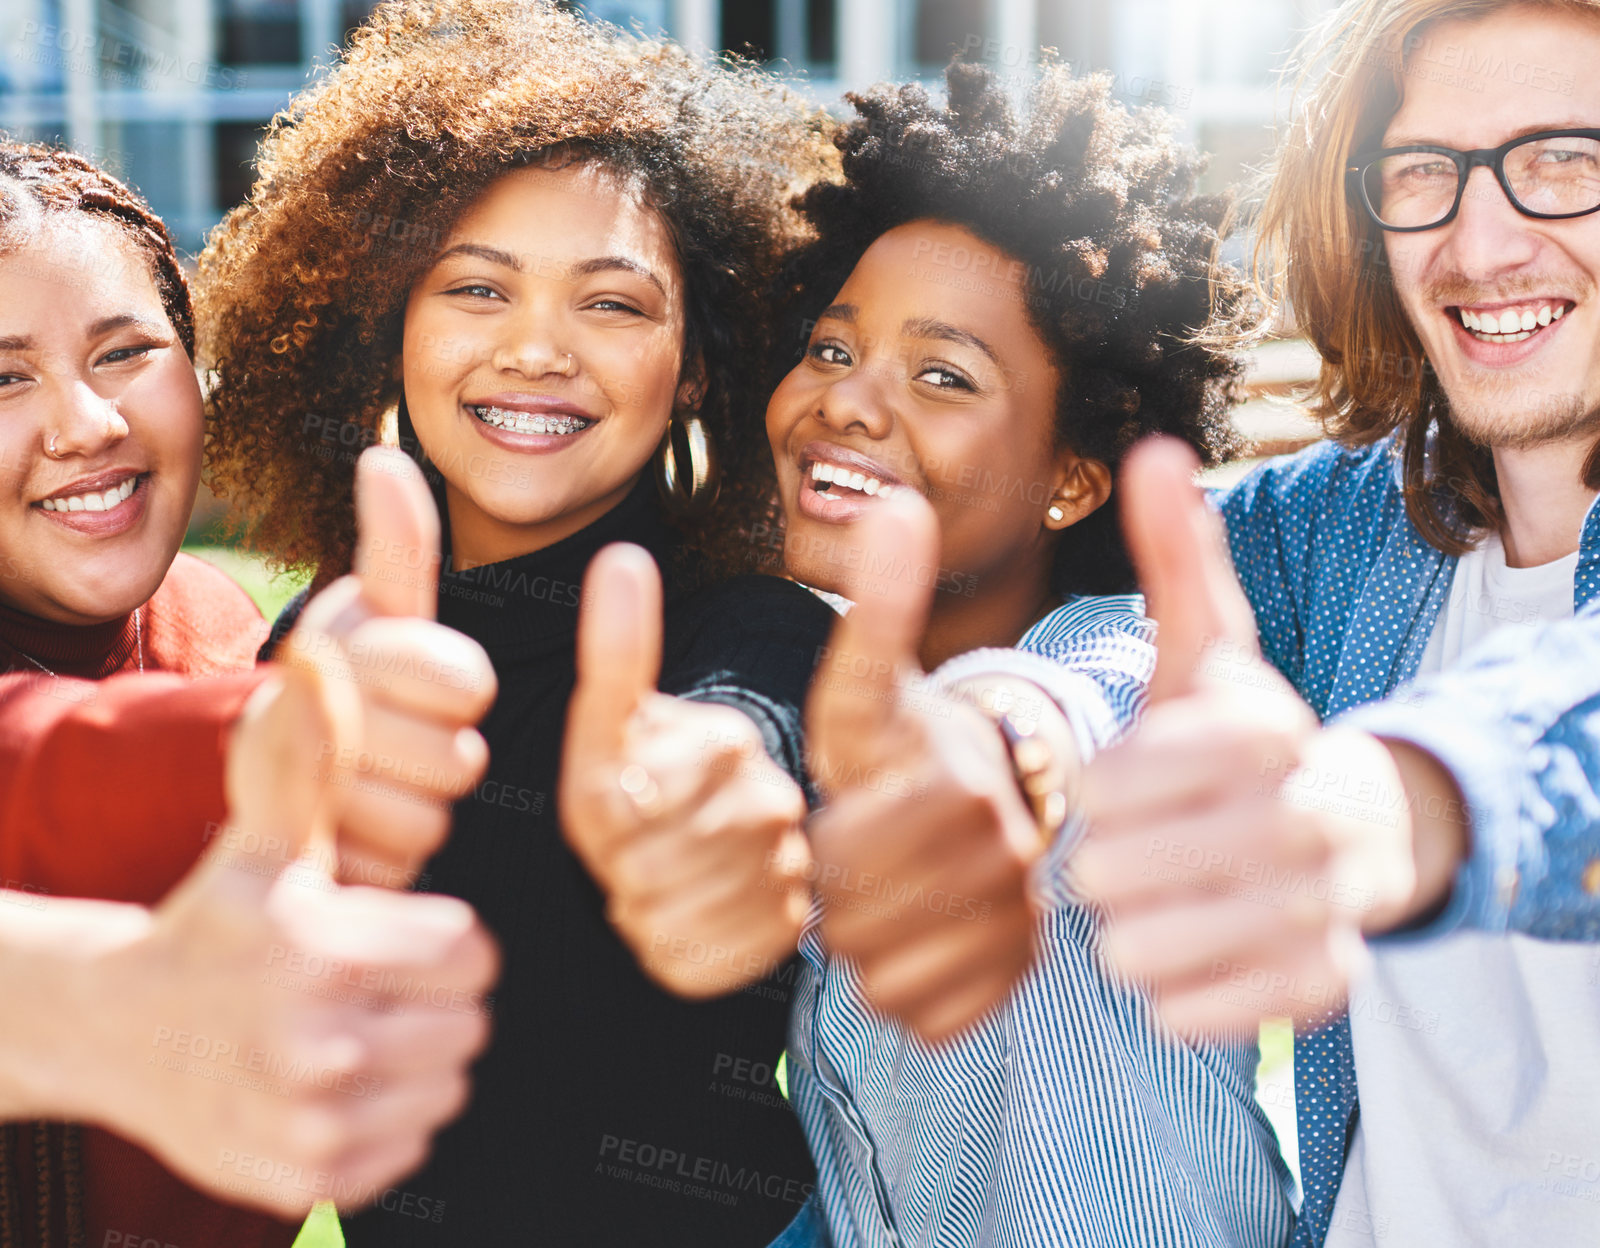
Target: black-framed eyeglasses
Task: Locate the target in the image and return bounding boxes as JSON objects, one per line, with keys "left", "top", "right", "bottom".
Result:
{"left": 1347, "top": 128, "right": 1600, "bottom": 231}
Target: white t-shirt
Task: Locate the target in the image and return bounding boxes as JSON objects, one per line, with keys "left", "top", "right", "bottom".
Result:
{"left": 1327, "top": 530, "right": 1600, "bottom": 1245}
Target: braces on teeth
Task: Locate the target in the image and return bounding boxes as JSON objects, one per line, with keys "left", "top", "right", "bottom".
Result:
{"left": 474, "top": 405, "right": 590, "bottom": 434}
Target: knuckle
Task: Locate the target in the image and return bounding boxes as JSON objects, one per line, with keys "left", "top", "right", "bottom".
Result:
{"left": 444, "top": 731, "right": 490, "bottom": 790}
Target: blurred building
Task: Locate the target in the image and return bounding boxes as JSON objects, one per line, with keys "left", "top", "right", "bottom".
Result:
{"left": 2, "top": 0, "right": 1336, "bottom": 252}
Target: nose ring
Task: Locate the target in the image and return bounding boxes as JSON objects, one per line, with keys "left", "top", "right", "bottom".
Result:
{"left": 46, "top": 434, "right": 61, "bottom": 459}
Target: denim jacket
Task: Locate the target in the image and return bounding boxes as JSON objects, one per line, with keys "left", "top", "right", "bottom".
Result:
{"left": 1218, "top": 431, "right": 1600, "bottom": 1247}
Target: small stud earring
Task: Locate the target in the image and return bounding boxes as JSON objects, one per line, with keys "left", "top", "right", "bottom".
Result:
{"left": 1047, "top": 504, "right": 1066, "bottom": 524}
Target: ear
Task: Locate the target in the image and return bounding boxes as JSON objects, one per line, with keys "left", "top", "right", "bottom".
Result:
{"left": 676, "top": 351, "right": 708, "bottom": 417}
{"left": 1043, "top": 453, "right": 1112, "bottom": 531}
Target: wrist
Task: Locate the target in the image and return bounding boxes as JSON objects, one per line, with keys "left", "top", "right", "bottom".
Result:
{"left": 943, "top": 674, "right": 1079, "bottom": 848}
{"left": 1369, "top": 738, "right": 1470, "bottom": 934}
{"left": 0, "top": 896, "right": 153, "bottom": 1122}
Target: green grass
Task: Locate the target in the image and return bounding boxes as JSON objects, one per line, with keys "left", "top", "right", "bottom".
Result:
{"left": 182, "top": 545, "right": 311, "bottom": 624}
{"left": 290, "top": 1202, "right": 343, "bottom": 1248}
{"left": 1256, "top": 1018, "right": 1300, "bottom": 1194}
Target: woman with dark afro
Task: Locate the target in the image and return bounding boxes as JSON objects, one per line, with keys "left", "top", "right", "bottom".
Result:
{"left": 760, "top": 62, "right": 1296, "bottom": 1247}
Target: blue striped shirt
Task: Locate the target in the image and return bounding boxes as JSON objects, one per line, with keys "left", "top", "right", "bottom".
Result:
{"left": 788, "top": 595, "right": 1296, "bottom": 1248}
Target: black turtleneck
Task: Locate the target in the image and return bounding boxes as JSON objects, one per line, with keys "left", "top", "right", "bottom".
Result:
{"left": 333, "top": 481, "right": 831, "bottom": 1246}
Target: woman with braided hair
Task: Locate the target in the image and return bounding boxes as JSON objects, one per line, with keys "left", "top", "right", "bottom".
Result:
{"left": 0, "top": 137, "right": 285, "bottom": 1248}
{"left": 0, "top": 139, "right": 502, "bottom": 1247}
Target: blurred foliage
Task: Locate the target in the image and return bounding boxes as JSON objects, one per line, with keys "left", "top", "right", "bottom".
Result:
{"left": 183, "top": 545, "right": 310, "bottom": 624}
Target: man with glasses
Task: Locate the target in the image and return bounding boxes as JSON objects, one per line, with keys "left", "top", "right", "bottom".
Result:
{"left": 1074, "top": 1, "right": 1600, "bottom": 1245}
{"left": 1352, "top": 130, "right": 1600, "bottom": 237}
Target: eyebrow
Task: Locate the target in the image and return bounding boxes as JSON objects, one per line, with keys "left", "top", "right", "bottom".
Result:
{"left": 90, "top": 314, "right": 167, "bottom": 339}
{"left": 435, "top": 242, "right": 525, "bottom": 271}
{"left": 568, "top": 256, "right": 667, "bottom": 297}
{"left": 434, "top": 245, "right": 667, "bottom": 296}
{"left": 0, "top": 315, "right": 166, "bottom": 353}
{"left": 902, "top": 316, "right": 1000, "bottom": 365}
{"left": 1383, "top": 121, "right": 1600, "bottom": 148}
{"left": 816, "top": 303, "right": 856, "bottom": 324}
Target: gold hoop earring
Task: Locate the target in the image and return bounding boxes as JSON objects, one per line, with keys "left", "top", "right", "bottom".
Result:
{"left": 654, "top": 416, "right": 720, "bottom": 515}
{"left": 378, "top": 396, "right": 401, "bottom": 448}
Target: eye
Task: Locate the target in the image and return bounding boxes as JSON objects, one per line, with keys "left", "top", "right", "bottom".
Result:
{"left": 1535, "top": 146, "right": 1596, "bottom": 166}
{"left": 1381, "top": 153, "right": 1456, "bottom": 187}
{"left": 584, "top": 298, "right": 645, "bottom": 315}
{"left": 807, "top": 341, "right": 851, "bottom": 367}
{"left": 0, "top": 371, "right": 27, "bottom": 390}
{"left": 444, "top": 283, "right": 503, "bottom": 300}
{"left": 914, "top": 364, "right": 976, "bottom": 391}
{"left": 99, "top": 344, "right": 155, "bottom": 366}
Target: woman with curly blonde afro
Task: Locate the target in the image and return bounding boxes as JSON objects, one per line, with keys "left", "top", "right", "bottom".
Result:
{"left": 586, "top": 60, "right": 1297, "bottom": 1248}
{"left": 198, "top": 2, "right": 838, "bottom": 1245}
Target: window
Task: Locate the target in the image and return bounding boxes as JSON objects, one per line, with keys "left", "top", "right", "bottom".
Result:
{"left": 217, "top": 0, "right": 300, "bottom": 65}
{"left": 719, "top": 0, "right": 835, "bottom": 72}
{"left": 912, "top": 0, "right": 990, "bottom": 74}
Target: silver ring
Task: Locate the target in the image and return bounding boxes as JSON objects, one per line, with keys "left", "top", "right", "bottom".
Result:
{"left": 618, "top": 763, "right": 663, "bottom": 819}
{"left": 46, "top": 434, "right": 60, "bottom": 459}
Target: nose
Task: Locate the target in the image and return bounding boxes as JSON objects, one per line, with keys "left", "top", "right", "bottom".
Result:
{"left": 812, "top": 358, "right": 893, "bottom": 441}
{"left": 491, "top": 304, "right": 576, "bottom": 379}
{"left": 1437, "top": 163, "right": 1540, "bottom": 281}
{"left": 45, "top": 378, "right": 129, "bottom": 460}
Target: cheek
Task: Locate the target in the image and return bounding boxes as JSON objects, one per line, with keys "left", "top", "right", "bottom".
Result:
{"left": 1382, "top": 241, "right": 1433, "bottom": 307}
{"left": 0, "top": 416, "right": 33, "bottom": 489}
{"left": 592, "top": 332, "right": 680, "bottom": 420}
{"left": 924, "top": 420, "right": 1048, "bottom": 530}
{"left": 400, "top": 335, "right": 473, "bottom": 450}
{"left": 764, "top": 375, "right": 810, "bottom": 452}
{"left": 401, "top": 300, "right": 482, "bottom": 398}
{"left": 139, "top": 364, "right": 205, "bottom": 473}
{"left": 918, "top": 423, "right": 986, "bottom": 493}
{"left": 403, "top": 322, "right": 460, "bottom": 399}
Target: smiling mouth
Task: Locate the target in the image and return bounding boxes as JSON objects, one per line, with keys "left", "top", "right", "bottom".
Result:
{"left": 38, "top": 474, "right": 144, "bottom": 514}
{"left": 1450, "top": 299, "right": 1574, "bottom": 345}
{"left": 807, "top": 460, "right": 899, "bottom": 500}
{"left": 470, "top": 404, "right": 593, "bottom": 435}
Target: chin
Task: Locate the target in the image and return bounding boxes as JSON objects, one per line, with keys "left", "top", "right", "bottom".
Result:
{"left": 1446, "top": 390, "right": 1595, "bottom": 451}
{"left": 779, "top": 531, "right": 837, "bottom": 594}
{"left": 480, "top": 497, "right": 573, "bottom": 528}
{"left": 37, "top": 586, "right": 155, "bottom": 627}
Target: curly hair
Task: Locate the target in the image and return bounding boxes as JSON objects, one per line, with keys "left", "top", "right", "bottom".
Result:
{"left": 197, "top": 0, "right": 833, "bottom": 582}
{"left": 0, "top": 138, "right": 194, "bottom": 357}
{"left": 770, "top": 61, "right": 1248, "bottom": 596}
